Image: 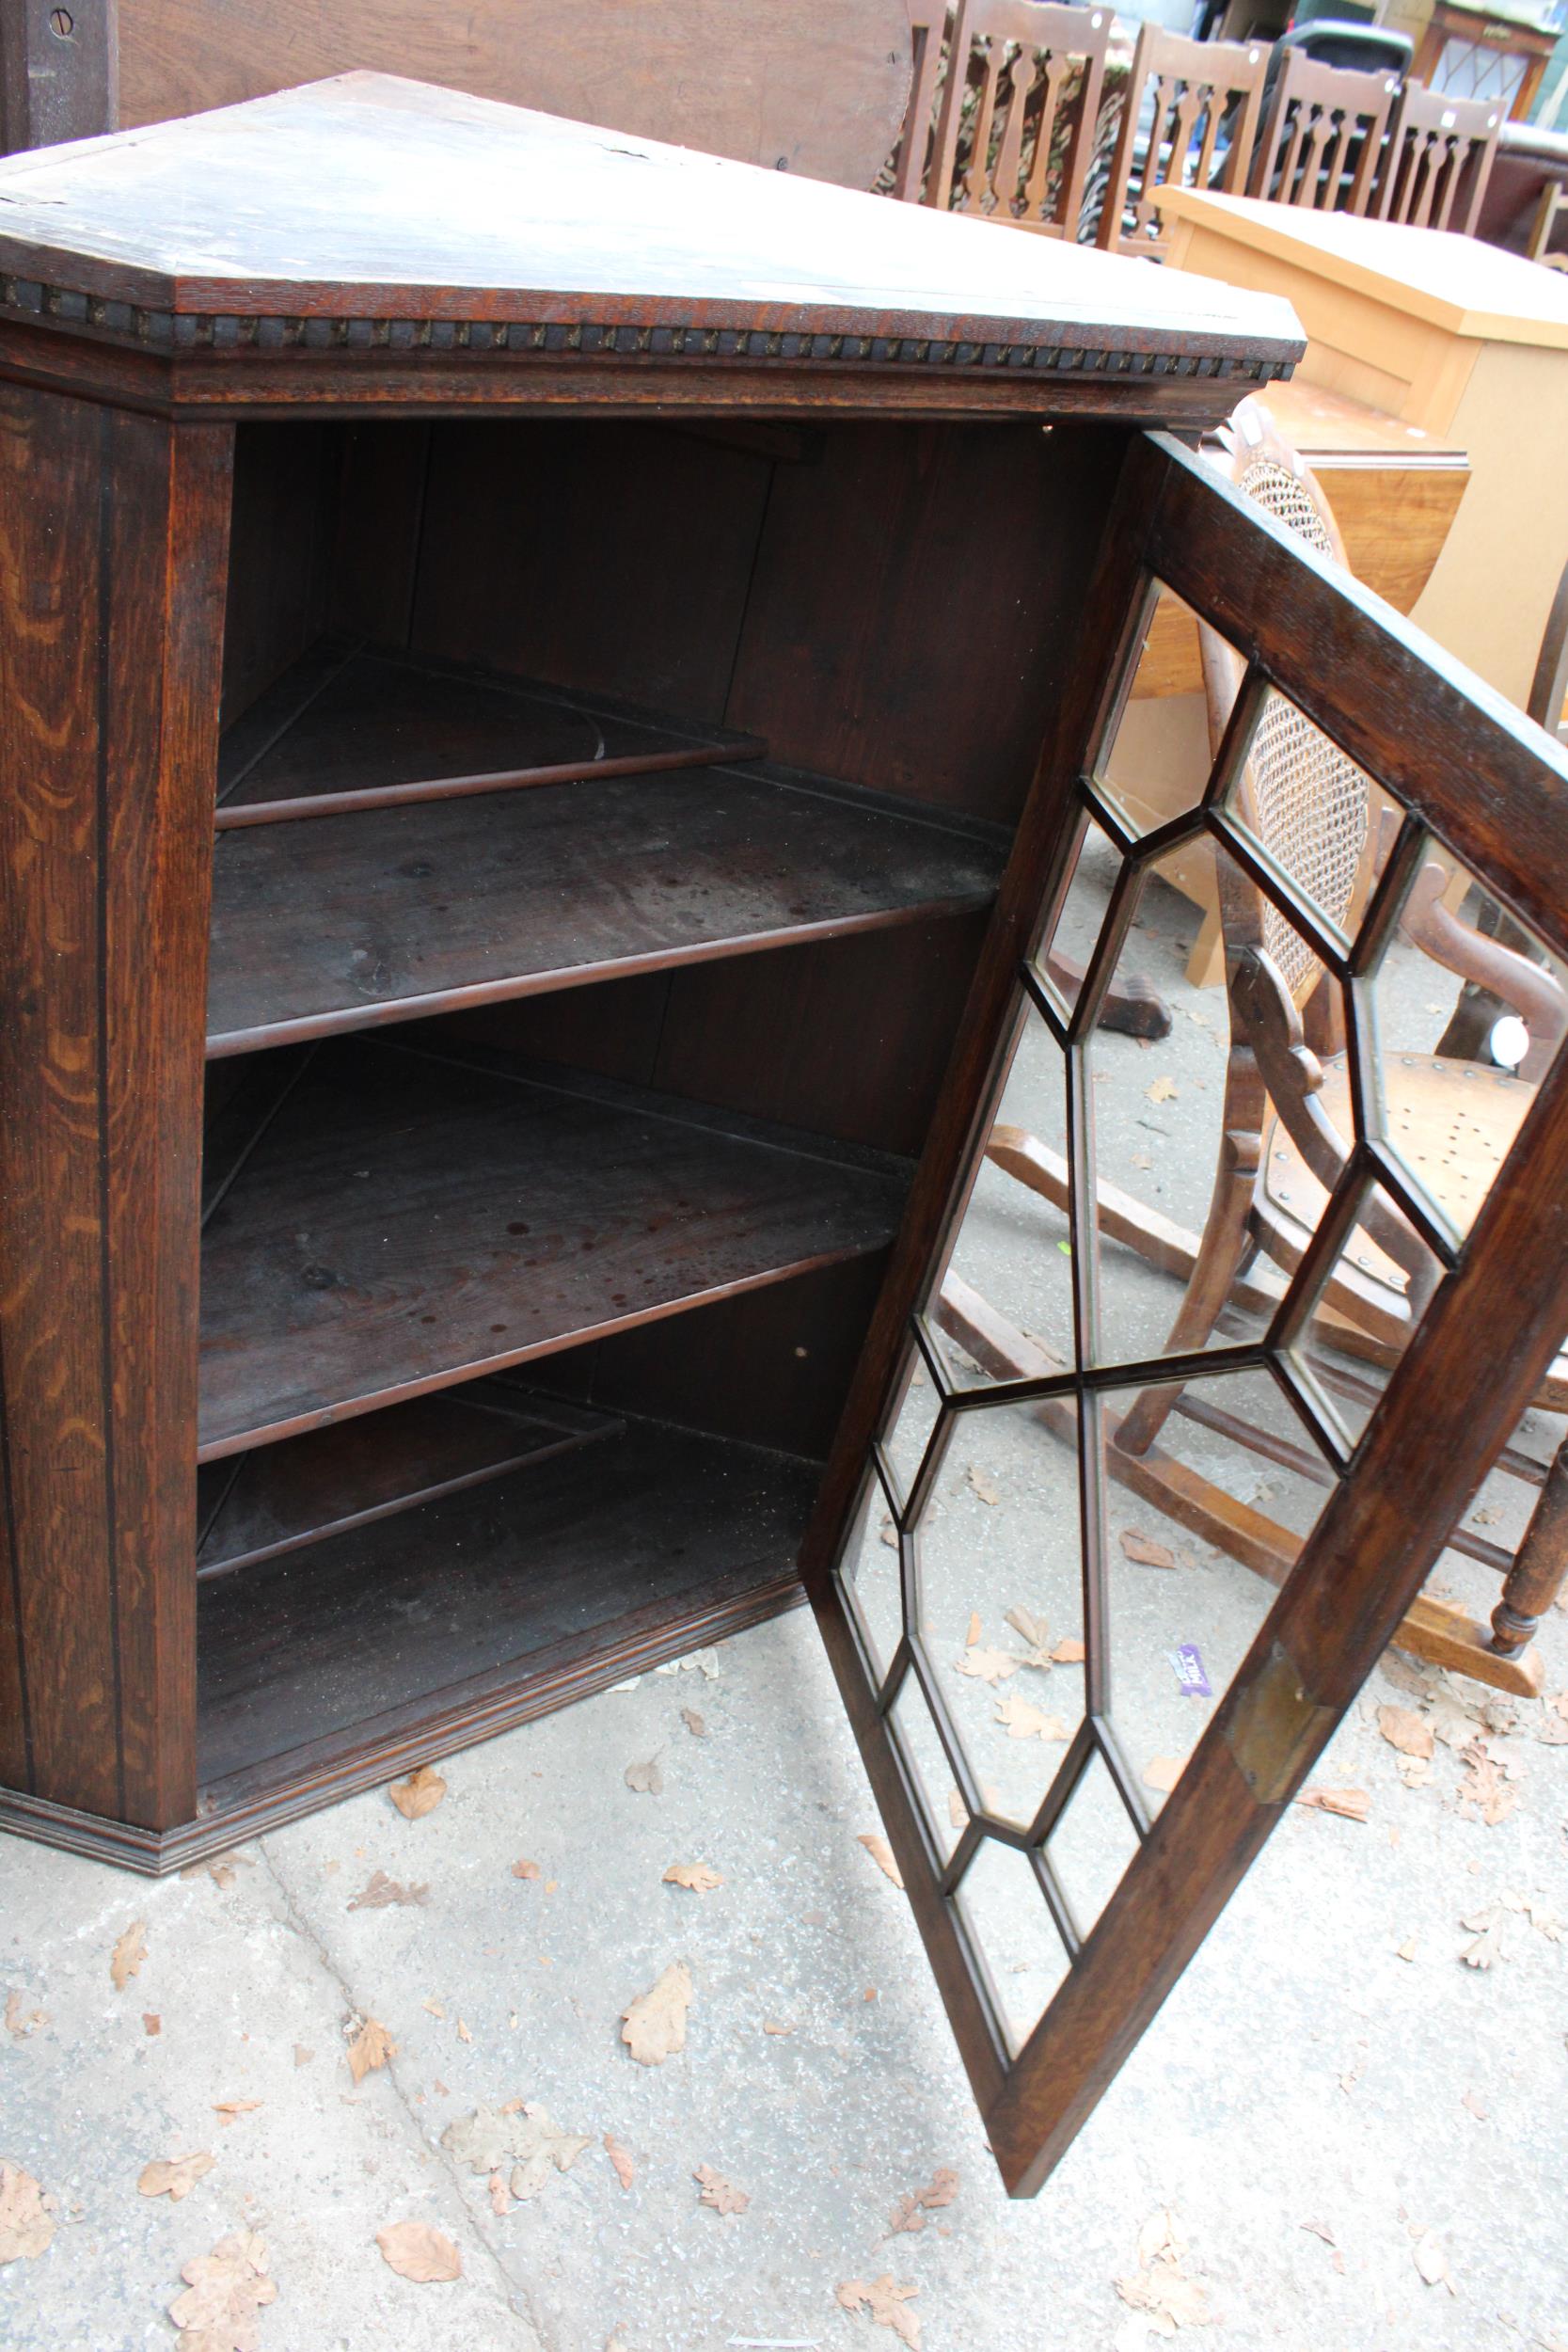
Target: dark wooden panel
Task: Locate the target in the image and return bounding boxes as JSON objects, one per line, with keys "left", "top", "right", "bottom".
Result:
{"left": 219, "top": 422, "right": 335, "bottom": 729}
{"left": 0, "top": 0, "right": 115, "bottom": 152}
{"left": 409, "top": 420, "right": 774, "bottom": 723}
{"left": 198, "top": 1040, "right": 909, "bottom": 1459}
{"left": 585, "top": 1250, "right": 892, "bottom": 1459}
{"left": 0, "top": 388, "right": 231, "bottom": 1826}
{"left": 198, "top": 1383, "right": 621, "bottom": 1577}
{"left": 725, "top": 421, "right": 1126, "bottom": 822}
{"left": 419, "top": 972, "right": 673, "bottom": 1092}
{"left": 325, "top": 420, "right": 430, "bottom": 648}
{"left": 656, "top": 910, "right": 993, "bottom": 1154}
{"left": 197, "top": 1417, "right": 818, "bottom": 1786}
{"left": 207, "top": 755, "right": 1002, "bottom": 1055}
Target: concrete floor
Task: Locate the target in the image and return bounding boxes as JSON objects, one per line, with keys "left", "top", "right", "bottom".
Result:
{"left": 4, "top": 856, "right": 1568, "bottom": 2352}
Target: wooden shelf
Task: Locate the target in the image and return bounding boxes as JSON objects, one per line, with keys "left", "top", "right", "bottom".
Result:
{"left": 197, "top": 1414, "right": 816, "bottom": 1801}
{"left": 197, "top": 1379, "right": 622, "bottom": 1578}
{"left": 208, "top": 739, "right": 1005, "bottom": 1058}
{"left": 198, "top": 1041, "right": 907, "bottom": 1461}
{"left": 216, "top": 641, "right": 763, "bottom": 825}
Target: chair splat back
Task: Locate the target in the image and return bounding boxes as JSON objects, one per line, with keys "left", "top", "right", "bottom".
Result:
{"left": 1202, "top": 405, "right": 1371, "bottom": 1007}
{"left": 1095, "top": 25, "right": 1267, "bottom": 259}
{"left": 1376, "top": 83, "right": 1500, "bottom": 234}
{"left": 926, "top": 0, "right": 1111, "bottom": 238}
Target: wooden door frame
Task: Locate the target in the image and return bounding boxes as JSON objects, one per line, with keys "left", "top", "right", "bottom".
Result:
{"left": 801, "top": 426, "right": 1568, "bottom": 2194}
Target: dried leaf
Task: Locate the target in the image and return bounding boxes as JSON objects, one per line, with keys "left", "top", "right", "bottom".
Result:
{"left": 1051, "top": 1637, "right": 1086, "bottom": 1663}
{"left": 110, "top": 1920, "right": 148, "bottom": 1991}
{"left": 388, "top": 1764, "right": 446, "bottom": 1821}
{"left": 488, "top": 2170, "right": 512, "bottom": 2217}
{"left": 1146, "top": 1074, "right": 1179, "bottom": 1104}
{"left": 887, "top": 2167, "right": 958, "bottom": 2235}
{"left": 966, "top": 1466, "right": 999, "bottom": 1505}
{"left": 511, "top": 1859, "right": 541, "bottom": 1882}
{"left": 1377, "top": 1706, "right": 1434, "bottom": 1759}
{"left": 1116, "top": 2208, "right": 1212, "bottom": 2331}
{"left": 947, "top": 1788, "right": 966, "bottom": 1829}
{"left": 422, "top": 1996, "right": 446, "bottom": 2017}
{"left": 1143, "top": 1756, "right": 1183, "bottom": 1794}
{"left": 664, "top": 1862, "right": 723, "bottom": 1894}
{"left": 1412, "top": 2230, "right": 1453, "bottom": 2292}
{"left": 1119, "top": 1529, "right": 1178, "bottom": 1569}
{"left": 455, "top": 2018, "right": 472, "bottom": 2044}
{"left": 1300, "top": 2218, "right": 1336, "bottom": 2245}
{"left": 1395, "top": 1937, "right": 1418, "bottom": 1962}
{"left": 213, "top": 2100, "right": 262, "bottom": 2124}
{"left": 681, "top": 1707, "right": 706, "bottom": 1738}
{"left": 994, "top": 1694, "right": 1069, "bottom": 1743}
{"left": 955, "top": 1647, "right": 1021, "bottom": 1685}
{"left": 837, "top": 2275, "right": 922, "bottom": 2349}
{"left": 144, "top": 2014, "right": 162, "bottom": 2036}
{"left": 762, "top": 2018, "right": 794, "bottom": 2036}
{"left": 348, "top": 1869, "right": 428, "bottom": 1911}
{"left": 293, "top": 2045, "right": 312, "bottom": 2068}
{"left": 0, "top": 2163, "right": 55, "bottom": 2264}
{"left": 138, "top": 2152, "right": 216, "bottom": 2202}
{"left": 694, "top": 2163, "right": 750, "bottom": 2216}
{"left": 1457, "top": 1739, "right": 1518, "bottom": 1827}
{"left": 1296, "top": 1786, "right": 1371, "bottom": 1821}
{"left": 1396, "top": 1755, "right": 1433, "bottom": 1788}
{"left": 3, "top": 1991, "right": 45, "bottom": 2039}
{"left": 375, "top": 2220, "right": 461, "bottom": 2283}
{"left": 964, "top": 1611, "right": 983, "bottom": 1646}
{"left": 604, "top": 2134, "right": 636, "bottom": 2190}
{"left": 168, "top": 2229, "right": 277, "bottom": 2346}
{"left": 1461, "top": 2087, "right": 1488, "bottom": 2121}
{"left": 625, "top": 1756, "right": 664, "bottom": 1795}
{"left": 345, "top": 2016, "right": 397, "bottom": 2083}
{"left": 1006, "top": 1604, "right": 1050, "bottom": 1650}
{"left": 621, "top": 1962, "right": 692, "bottom": 2066}
{"left": 858, "top": 1834, "right": 904, "bottom": 1889}
{"left": 1460, "top": 1899, "right": 1528, "bottom": 1968}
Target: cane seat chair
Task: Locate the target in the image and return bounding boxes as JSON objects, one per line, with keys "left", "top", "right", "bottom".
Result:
{"left": 954, "top": 398, "right": 1568, "bottom": 1694}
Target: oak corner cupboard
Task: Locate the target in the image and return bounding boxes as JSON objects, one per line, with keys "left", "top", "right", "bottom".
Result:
{"left": 7, "top": 64, "right": 1478, "bottom": 2195}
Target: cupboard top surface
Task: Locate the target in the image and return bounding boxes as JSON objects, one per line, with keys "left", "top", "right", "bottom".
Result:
{"left": 0, "top": 73, "right": 1302, "bottom": 375}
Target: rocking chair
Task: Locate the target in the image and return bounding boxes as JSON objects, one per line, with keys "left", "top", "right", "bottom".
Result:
{"left": 945, "top": 399, "right": 1568, "bottom": 1698}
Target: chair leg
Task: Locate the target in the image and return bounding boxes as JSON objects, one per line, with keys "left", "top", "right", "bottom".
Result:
{"left": 1115, "top": 1128, "right": 1260, "bottom": 1457}
{"left": 1042, "top": 947, "right": 1172, "bottom": 1041}
{"left": 1491, "top": 1436, "right": 1568, "bottom": 1655}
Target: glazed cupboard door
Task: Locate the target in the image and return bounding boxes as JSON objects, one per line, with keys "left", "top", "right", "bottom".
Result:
{"left": 802, "top": 430, "right": 1568, "bottom": 2196}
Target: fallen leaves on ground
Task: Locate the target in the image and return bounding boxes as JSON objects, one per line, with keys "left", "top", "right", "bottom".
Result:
{"left": 110, "top": 1921, "right": 147, "bottom": 1990}
{"left": 1115, "top": 2209, "right": 1212, "bottom": 2333}
{"left": 388, "top": 1764, "right": 446, "bottom": 1821}
{"left": 681, "top": 1707, "right": 706, "bottom": 1738}
{"left": 1456, "top": 1739, "right": 1519, "bottom": 1827}
{"left": 345, "top": 2017, "right": 397, "bottom": 2084}
{"left": 624, "top": 1756, "right": 664, "bottom": 1795}
{"left": 1412, "top": 2230, "right": 1454, "bottom": 2292}
{"left": 4, "top": 1991, "right": 46, "bottom": 2039}
{"left": 858, "top": 1834, "right": 904, "bottom": 1889}
{"left": 443, "top": 2101, "right": 592, "bottom": 2199}
{"left": 604, "top": 2134, "right": 635, "bottom": 2189}
{"left": 214, "top": 2100, "right": 262, "bottom": 2126}
{"left": 1376, "top": 1706, "right": 1434, "bottom": 1759}
{"left": 762, "top": 2018, "right": 794, "bottom": 2036}
{"left": 1119, "top": 1530, "right": 1178, "bottom": 1569}
{"left": 621, "top": 1963, "right": 691, "bottom": 2066}
{"left": 375, "top": 2220, "right": 461, "bottom": 2283}
{"left": 994, "top": 1694, "right": 1069, "bottom": 1743}
{"left": 837, "top": 2275, "right": 922, "bottom": 2348}
{"left": 1460, "top": 1889, "right": 1559, "bottom": 1965}
{"left": 1006, "top": 1605, "right": 1050, "bottom": 1652}
{"left": 145, "top": 2015, "right": 162, "bottom": 2036}
{"left": 1146, "top": 1075, "right": 1179, "bottom": 1104}
{"left": 0, "top": 2162, "right": 55, "bottom": 2264}
{"left": 694, "top": 2164, "right": 749, "bottom": 2215}
{"left": 511, "top": 1859, "right": 541, "bottom": 1882}
{"left": 138, "top": 2152, "right": 215, "bottom": 2201}
{"left": 966, "top": 1465, "right": 999, "bottom": 1505}
{"left": 887, "top": 2167, "right": 958, "bottom": 2236}
{"left": 663, "top": 1862, "right": 723, "bottom": 1894}
{"left": 1296, "top": 1787, "right": 1371, "bottom": 1822}
{"left": 348, "top": 1870, "right": 428, "bottom": 1910}
{"left": 965, "top": 1611, "right": 983, "bottom": 1646}
{"left": 1143, "top": 1756, "right": 1183, "bottom": 1794}
{"left": 168, "top": 2229, "right": 276, "bottom": 2346}
{"left": 1051, "top": 1637, "right": 1086, "bottom": 1663}
{"left": 955, "top": 1647, "right": 1021, "bottom": 1685}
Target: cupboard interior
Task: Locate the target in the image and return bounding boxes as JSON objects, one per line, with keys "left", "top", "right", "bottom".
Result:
{"left": 196, "top": 412, "right": 1109, "bottom": 1818}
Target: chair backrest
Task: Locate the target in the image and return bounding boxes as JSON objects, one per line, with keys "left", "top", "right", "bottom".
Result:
{"left": 1249, "top": 49, "right": 1402, "bottom": 215}
{"left": 1376, "top": 81, "right": 1501, "bottom": 233}
{"left": 891, "top": 0, "right": 949, "bottom": 199}
{"left": 1096, "top": 25, "right": 1268, "bottom": 259}
{"left": 1198, "top": 402, "right": 1373, "bottom": 1013}
{"left": 926, "top": 0, "right": 1111, "bottom": 238}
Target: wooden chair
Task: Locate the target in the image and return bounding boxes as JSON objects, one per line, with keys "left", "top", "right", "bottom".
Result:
{"left": 1095, "top": 26, "right": 1268, "bottom": 260}
{"left": 1248, "top": 51, "right": 1402, "bottom": 215}
{"left": 891, "top": 0, "right": 950, "bottom": 200}
{"left": 945, "top": 399, "right": 1568, "bottom": 1695}
{"left": 925, "top": 0, "right": 1111, "bottom": 239}
{"left": 1375, "top": 81, "right": 1501, "bottom": 232}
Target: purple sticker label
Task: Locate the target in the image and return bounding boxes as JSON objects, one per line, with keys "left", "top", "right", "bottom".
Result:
{"left": 1169, "top": 1644, "right": 1212, "bottom": 1698}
